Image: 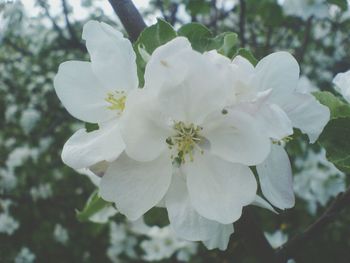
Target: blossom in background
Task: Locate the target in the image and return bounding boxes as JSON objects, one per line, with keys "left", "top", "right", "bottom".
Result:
{"left": 53, "top": 224, "right": 69, "bottom": 245}
{"left": 19, "top": 108, "right": 41, "bottom": 134}
{"left": 54, "top": 20, "right": 139, "bottom": 170}
{"left": 107, "top": 222, "right": 137, "bottom": 262}
{"left": 0, "top": 212, "right": 19, "bottom": 235}
{"left": 282, "top": 0, "right": 329, "bottom": 20}
{"left": 14, "top": 247, "right": 36, "bottom": 263}
{"left": 294, "top": 148, "right": 346, "bottom": 215}
{"left": 333, "top": 70, "right": 350, "bottom": 103}
{"left": 264, "top": 230, "right": 288, "bottom": 249}
{"left": 30, "top": 183, "right": 53, "bottom": 201}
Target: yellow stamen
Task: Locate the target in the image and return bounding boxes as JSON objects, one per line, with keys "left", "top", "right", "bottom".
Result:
{"left": 166, "top": 121, "right": 203, "bottom": 165}
{"left": 105, "top": 91, "right": 126, "bottom": 113}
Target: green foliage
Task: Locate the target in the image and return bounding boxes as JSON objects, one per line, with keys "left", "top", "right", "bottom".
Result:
{"left": 134, "top": 18, "right": 177, "bottom": 87}
{"left": 185, "top": 0, "right": 211, "bottom": 16}
{"left": 314, "top": 91, "right": 350, "bottom": 119}
{"left": 178, "top": 23, "right": 238, "bottom": 56}
{"left": 234, "top": 48, "right": 258, "bottom": 66}
{"left": 314, "top": 92, "right": 350, "bottom": 173}
{"left": 85, "top": 122, "right": 99, "bottom": 132}
{"left": 76, "top": 191, "right": 113, "bottom": 222}
{"left": 319, "top": 118, "right": 350, "bottom": 173}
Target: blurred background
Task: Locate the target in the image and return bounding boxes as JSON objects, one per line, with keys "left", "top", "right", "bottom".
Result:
{"left": 0, "top": 0, "right": 350, "bottom": 262}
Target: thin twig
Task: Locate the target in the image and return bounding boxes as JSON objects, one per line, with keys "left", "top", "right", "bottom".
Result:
{"left": 276, "top": 187, "right": 350, "bottom": 263}
{"left": 108, "top": 0, "right": 147, "bottom": 42}
{"left": 61, "top": 0, "right": 78, "bottom": 43}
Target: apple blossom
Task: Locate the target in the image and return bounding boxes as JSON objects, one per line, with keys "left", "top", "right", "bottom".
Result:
{"left": 54, "top": 20, "right": 139, "bottom": 170}
{"left": 99, "top": 37, "right": 271, "bottom": 249}
{"left": 205, "top": 50, "right": 330, "bottom": 210}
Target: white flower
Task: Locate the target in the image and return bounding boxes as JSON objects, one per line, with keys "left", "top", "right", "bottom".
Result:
{"left": 206, "top": 51, "right": 330, "bottom": 210}
{"left": 14, "top": 247, "right": 36, "bottom": 263}
{"left": 0, "top": 212, "right": 19, "bottom": 235}
{"left": 54, "top": 20, "right": 139, "bottom": 170}
{"left": 53, "top": 224, "right": 69, "bottom": 245}
{"left": 294, "top": 148, "right": 345, "bottom": 214}
{"left": 100, "top": 37, "right": 271, "bottom": 248}
{"left": 333, "top": 70, "right": 350, "bottom": 103}
{"left": 265, "top": 230, "right": 288, "bottom": 249}
{"left": 19, "top": 108, "right": 40, "bottom": 134}
{"left": 30, "top": 183, "right": 53, "bottom": 201}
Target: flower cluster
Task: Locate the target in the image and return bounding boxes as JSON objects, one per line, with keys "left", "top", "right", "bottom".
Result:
{"left": 54, "top": 21, "right": 330, "bottom": 249}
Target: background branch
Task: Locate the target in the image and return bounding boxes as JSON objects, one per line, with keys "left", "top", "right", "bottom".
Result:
{"left": 239, "top": 0, "right": 246, "bottom": 47}
{"left": 108, "top": 0, "right": 147, "bottom": 42}
{"left": 276, "top": 186, "right": 350, "bottom": 263}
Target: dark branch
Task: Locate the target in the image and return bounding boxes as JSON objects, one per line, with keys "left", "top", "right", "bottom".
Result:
{"left": 38, "top": 0, "right": 65, "bottom": 40}
{"left": 108, "top": 0, "right": 147, "bottom": 42}
{"left": 239, "top": 0, "right": 246, "bottom": 47}
{"left": 276, "top": 187, "right": 350, "bottom": 263}
{"left": 61, "top": 0, "right": 78, "bottom": 43}
{"left": 235, "top": 207, "right": 276, "bottom": 263}
{"left": 295, "top": 16, "right": 313, "bottom": 63}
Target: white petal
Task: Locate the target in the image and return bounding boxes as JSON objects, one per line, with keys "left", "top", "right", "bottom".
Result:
{"left": 146, "top": 38, "right": 229, "bottom": 124}
{"left": 145, "top": 37, "right": 192, "bottom": 91}
{"left": 185, "top": 152, "right": 257, "bottom": 224}
{"left": 254, "top": 52, "right": 300, "bottom": 102}
{"left": 99, "top": 153, "right": 172, "bottom": 220}
{"left": 257, "top": 144, "right": 295, "bottom": 210}
{"left": 238, "top": 98, "right": 293, "bottom": 140}
{"left": 203, "top": 224, "right": 234, "bottom": 251}
{"left": 333, "top": 71, "right": 350, "bottom": 103}
{"left": 62, "top": 123, "right": 124, "bottom": 169}
{"left": 122, "top": 90, "right": 171, "bottom": 162}
{"left": 82, "top": 20, "right": 138, "bottom": 92}
{"left": 54, "top": 61, "right": 114, "bottom": 123}
{"left": 252, "top": 195, "right": 278, "bottom": 214}
{"left": 280, "top": 92, "right": 330, "bottom": 143}
{"left": 202, "top": 110, "right": 271, "bottom": 165}
{"left": 165, "top": 172, "right": 226, "bottom": 242}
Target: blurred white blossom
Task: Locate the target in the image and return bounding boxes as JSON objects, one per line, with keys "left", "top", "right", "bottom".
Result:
{"left": 53, "top": 224, "right": 69, "bottom": 245}
{"left": 14, "top": 247, "right": 36, "bottom": 263}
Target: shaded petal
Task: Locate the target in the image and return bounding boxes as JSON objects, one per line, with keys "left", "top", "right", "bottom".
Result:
{"left": 257, "top": 144, "right": 295, "bottom": 210}
{"left": 333, "top": 71, "right": 350, "bottom": 103}
{"left": 99, "top": 153, "right": 172, "bottom": 220}
{"left": 280, "top": 92, "right": 330, "bottom": 143}
{"left": 165, "top": 172, "right": 227, "bottom": 242}
{"left": 144, "top": 37, "right": 192, "bottom": 91}
{"left": 82, "top": 20, "right": 138, "bottom": 92}
{"left": 62, "top": 123, "right": 124, "bottom": 169}
{"left": 252, "top": 195, "right": 278, "bottom": 214}
{"left": 238, "top": 97, "right": 293, "bottom": 140}
{"left": 54, "top": 61, "right": 114, "bottom": 123}
{"left": 253, "top": 52, "right": 300, "bottom": 102}
{"left": 122, "top": 90, "right": 171, "bottom": 162}
{"left": 146, "top": 38, "right": 229, "bottom": 124}
{"left": 202, "top": 110, "right": 271, "bottom": 165}
{"left": 185, "top": 152, "right": 257, "bottom": 224}
{"left": 203, "top": 224, "right": 234, "bottom": 251}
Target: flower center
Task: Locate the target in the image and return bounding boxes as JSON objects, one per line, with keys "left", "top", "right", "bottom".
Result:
{"left": 105, "top": 91, "right": 126, "bottom": 114}
{"left": 166, "top": 121, "right": 203, "bottom": 165}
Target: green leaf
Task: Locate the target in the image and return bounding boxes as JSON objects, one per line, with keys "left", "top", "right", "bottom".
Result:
{"left": 328, "top": 0, "right": 348, "bottom": 11}
{"left": 85, "top": 122, "right": 99, "bottom": 132}
{"left": 186, "top": 0, "right": 211, "bottom": 16}
{"left": 143, "top": 207, "right": 169, "bottom": 227}
{"left": 134, "top": 19, "right": 177, "bottom": 87}
{"left": 178, "top": 23, "right": 212, "bottom": 52}
{"left": 178, "top": 23, "right": 238, "bottom": 56}
{"left": 319, "top": 117, "right": 350, "bottom": 174}
{"left": 313, "top": 91, "right": 350, "bottom": 119}
{"left": 76, "top": 191, "right": 112, "bottom": 222}
{"left": 234, "top": 48, "right": 258, "bottom": 66}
